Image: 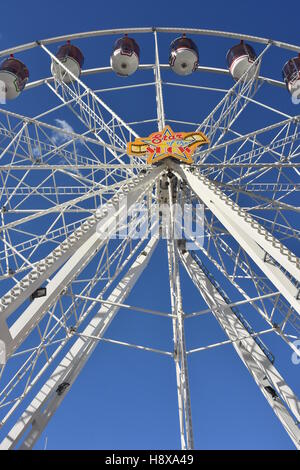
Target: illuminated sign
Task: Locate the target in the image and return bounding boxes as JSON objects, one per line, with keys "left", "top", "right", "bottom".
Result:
{"left": 127, "top": 126, "right": 210, "bottom": 164}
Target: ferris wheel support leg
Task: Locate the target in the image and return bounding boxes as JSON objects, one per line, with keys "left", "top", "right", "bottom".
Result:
{"left": 179, "top": 249, "right": 300, "bottom": 449}
{"left": 170, "top": 163, "right": 300, "bottom": 316}
{"left": 0, "top": 168, "right": 162, "bottom": 360}
{"left": 166, "top": 179, "right": 194, "bottom": 450}
{"left": 0, "top": 236, "right": 158, "bottom": 450}
{"left": 153, "top": 30, "right": 166, "bottom": 131}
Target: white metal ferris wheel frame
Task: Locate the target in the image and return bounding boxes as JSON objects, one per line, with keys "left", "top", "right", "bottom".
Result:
{"left": 0, "top": 27, "right": 299, "bottom": 450}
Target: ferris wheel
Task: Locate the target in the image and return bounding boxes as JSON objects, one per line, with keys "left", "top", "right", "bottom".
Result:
{"left": 0, "top": 27, "right": 299, "bottom": 450}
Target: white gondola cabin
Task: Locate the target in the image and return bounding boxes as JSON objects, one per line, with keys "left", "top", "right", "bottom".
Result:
{"left": 282, "top": 55, "right": 300, "bottom": 96}
{"left": 110, "top": 35, "right": 140, "bottom": 77}
{"left": 226, "top": 41, "right": 259, "bottom": 81}
{"left": 169, "top": 35, "right": 199, "bottom": 76}
{"left": 51, "top": 41, "right": 84, "bottom": 83}
{"left": 0, "top": 55, "right": 29, "bottom": 100}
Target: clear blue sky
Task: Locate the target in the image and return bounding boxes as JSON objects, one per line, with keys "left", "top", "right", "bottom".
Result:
{"left": 0, "top": 0, "right": 299, "bottom": 450}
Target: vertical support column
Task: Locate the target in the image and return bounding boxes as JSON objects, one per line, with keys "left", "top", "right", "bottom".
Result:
{"left": 0, "top": 237, "right": 159, "bottom": 450}
{"left": 166, "top": 174, "right": 194, "bottom": 450}
{"left": 179, "top": 249, "right": 300, "bottom": 449}
{"left": 153, "top": 29, "right": 166, "bottom": 132}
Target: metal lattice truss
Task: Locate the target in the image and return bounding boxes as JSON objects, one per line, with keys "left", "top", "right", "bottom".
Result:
{"left": 0, "top": 28, "right": 299, "bottom": 450}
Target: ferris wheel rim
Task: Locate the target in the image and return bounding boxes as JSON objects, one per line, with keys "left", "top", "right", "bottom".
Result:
{"left": 0, "top": 26, "right": 299, "bottom": 59}
{"left": 1, "top": 26, "right": 299, "bottom": 93}
{"left": 24, "top": 64, "right": 287, "bottom": 92}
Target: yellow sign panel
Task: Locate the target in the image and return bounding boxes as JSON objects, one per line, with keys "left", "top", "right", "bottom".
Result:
{"left": 127, "top": 126, "right": 210, "bottom": 165}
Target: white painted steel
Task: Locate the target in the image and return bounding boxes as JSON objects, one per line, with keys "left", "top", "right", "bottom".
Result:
{"left": 179, "top": 249, "right": 300, "bottom": 449}
{"left": 0, "top": 237, "right": 158, "bottom": 450}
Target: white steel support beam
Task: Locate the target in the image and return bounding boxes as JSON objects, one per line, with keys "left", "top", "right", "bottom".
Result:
{"left": 179, "top": 249, "right": 300, "bottom": 449}
{"left": 195, "top": 43, "right": 271, "bottom": 155}
{"left": 0, "top": 179, "right": 124, "bottom": 232}
{"left": 194, "top": 117, "right": 300, "bottom": 173}
{"left": 40, "top": 44, "right": 144, "bottom": 166}
{"left": 189, "top": 222, "right": 300, "bottom": 350}
{"left": 0, "top": 236, "right": 158, "bottom": 450}
{"left": 0, "top": 168, "right": 163, "bottom": 359}
{"left": 153, "top": 30, "right": 165, "bottom": 131}
{"left": 0, "top": 108, "right": 121, "bottom": 159}
{"left": 0, "top": 230, "right": 149, "bottom": 424}
{"left": 171, "top": 163, "right": 300, "bottom": 316}
{"left": 166, "top": 177, "right": 194, "bottom": 450}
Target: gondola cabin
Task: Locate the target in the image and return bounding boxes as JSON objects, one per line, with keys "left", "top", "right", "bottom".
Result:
{"left": 169, "top": 35, "right": 199, "bottom": 76}
{"left": 51, "top": 41, "right": 84, "bottom": 83}
{"left": 110, "top": 35, "right": 140, "bottom": 77}
{"left": 0, "top": 55, "right": 29, "bottom": 100}
{"left": 282, "top": 55, "right": 300, "bottom": 96}
{"left": 226, "top": 41, "right": 259, "bottom": 81}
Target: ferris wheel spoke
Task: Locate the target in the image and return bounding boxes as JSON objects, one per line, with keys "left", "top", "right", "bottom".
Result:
{"left": 214, "top": 181, "right": 300, "bottom": 213}
{"left": 238, "top": 93, "right": 293, "bottom": 120}
{"left": 1, "top": 211, "right": 72, "bottom": 277}
{"left": 242, "top": 167, "right": 300, "bottom": 197}
{"left": 0, "top": 110, "right": 134, "bottom": 191}
{"left": 44, "top": 79, "right": 140, "bottom": 173}
{"left": 189, "top": 226, "right": 299, "bottom": 356}
{"left": 206, "top": 118, "right": 298, "bottom": 178}
{"left": 0, "top": 168, "right": 162, "bottom": 359}
{"left": 227, "top": 127, "right": 300, "bottom": 186}
{"left": 0, "top": 112, "right": 127, "bottom": 196}
{"left": 217, "top": 123, "right": 297, "bottom": 172}
{"left": 207, "top": 206, "right": 299, "bottom": 245}
{"left": 40, "top": 44, "right": 146, "bottom": 170}
{"left": 214, "top": 181, "right": 300, "bottom": 195}
{"left": 179, "top": 248, "right": 300, "bottom": 449}
{"left": 199, "top": 102, "right": 295, "bottom": 181}
{"left": 0, "top": 176, "right": 126, "bottom": 232}
{"left": 198, "top": 117, "right": 300, "bottom": 182}
{"left": 0, "top": 199, "right": 157, "bottom": 427}
{"left": 250, "top": 212, "right": 300, "bottom": 242}
{"left": 153, "top": 30, "right": 166, "bottom": 131}
{"left": 193, "top": 43, "right": 272, "bottom": 162}
{"left": 172, "top": 164, "right": 300, "bottom": 323}
{"left": 204, "top": 219, "right": 299, "bottom": 335}
{"left": 0, "top": 216, "right": 87, "bottom": 277}
{"left": 0, "top": 236, "right": 158, "bottom": 450}
{"left": 0, "top": 108, "right": 116, "bottom": 166}
{"left": 0, "top": 162, "right": 138, "bottom": 257}
{"left": 0, "top": 169, "right": 137, "bottom": 279}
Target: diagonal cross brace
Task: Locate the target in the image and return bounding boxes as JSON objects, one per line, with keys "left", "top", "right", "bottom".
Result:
{"left": 0, "top": 237, "right": 158, "bottom": 450}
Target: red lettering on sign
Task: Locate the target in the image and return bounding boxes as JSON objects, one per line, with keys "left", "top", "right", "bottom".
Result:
{"left": 152, "top": 134, "right": 162, "bottom": 144}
